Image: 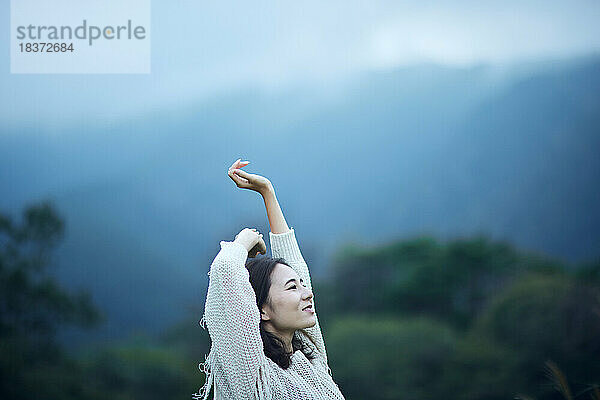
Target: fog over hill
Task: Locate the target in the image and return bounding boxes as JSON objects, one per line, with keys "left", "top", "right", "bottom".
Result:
{"left": 1, "top": 57, "right": 599, "bottom": 344}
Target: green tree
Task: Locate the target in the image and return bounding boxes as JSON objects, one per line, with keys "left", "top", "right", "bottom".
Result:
{"left": 0, "top": 201, "right": 102, "bottom": 399}
{"left": 329, "top": 235, "right": 563, "bottom": 329}
{"left": 439, "top": 334, "right": 519, "bottom": 400}
{"left": 324, "top": 235, "right": 599, "bottom": 400}
{"left": 474, "top": 272, "right": 600, "bottom": 398}
{"left": 79, "top": 336, "right": 196, "bottom": 400}
{"left": 326, "top": 315, "right": 457, "bottom": 400}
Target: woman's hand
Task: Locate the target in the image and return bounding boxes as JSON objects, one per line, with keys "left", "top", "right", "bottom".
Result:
{"left": 227, "top": 158, "right": 289, "bottom": 234}
{"left": 234, "top": 228, "right": 267, "bottom": 258}
{"left": 227, "top": 159, "right": 273, "bottom": 196}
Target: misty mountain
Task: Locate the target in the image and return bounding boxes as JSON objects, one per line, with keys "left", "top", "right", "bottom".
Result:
{"left": 1, "top": 57, "right": 598, "bottom": 344}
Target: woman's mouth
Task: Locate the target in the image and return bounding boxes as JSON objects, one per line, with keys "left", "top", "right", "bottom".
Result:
{"left": 302, "top": 304, "right": 315, "bottom": 314}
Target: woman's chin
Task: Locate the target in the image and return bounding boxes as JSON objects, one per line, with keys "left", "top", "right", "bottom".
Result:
{"left": 305, "top": 316, "right": 317, "bottom": 328}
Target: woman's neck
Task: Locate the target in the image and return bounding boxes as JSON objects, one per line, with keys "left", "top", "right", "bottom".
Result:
{"left": 264, "top": 325, "right": 294, "bottom": 353}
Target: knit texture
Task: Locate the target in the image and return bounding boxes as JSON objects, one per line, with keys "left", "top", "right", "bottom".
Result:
{"left": 194, "top": 229, "right": 345, "bottom": 400}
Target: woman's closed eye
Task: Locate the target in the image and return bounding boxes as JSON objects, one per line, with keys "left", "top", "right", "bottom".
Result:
{"left": 287, "top": 283, "right": 307, "bottom": 290}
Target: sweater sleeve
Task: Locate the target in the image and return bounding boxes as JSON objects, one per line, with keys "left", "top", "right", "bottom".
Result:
{"left": 269, "top": 228, "right": 330, "bottom": 366}
{"left": 203, "top": 240, "right": 267, "bottom": 398}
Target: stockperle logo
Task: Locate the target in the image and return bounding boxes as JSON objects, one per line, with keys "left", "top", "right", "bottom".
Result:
{"left": 10, "top": 0, "right": 151, "bottom": 74}
{"left": 16, "top": 20, "right": 147, "bottom": 46}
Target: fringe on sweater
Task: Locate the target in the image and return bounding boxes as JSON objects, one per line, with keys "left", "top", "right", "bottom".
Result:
{"left": 193, "top": 315, "right": 211, "bottom": 400}
{"left": 194, "top": 317, "right": 270, "bottom": 400}
{"left": 193, "top": 349, "right": 271, "bottom": 400}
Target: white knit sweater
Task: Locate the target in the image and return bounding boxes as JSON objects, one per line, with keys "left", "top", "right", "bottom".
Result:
{"left": 194, "top": 228, "right": 346, "bottom": 400}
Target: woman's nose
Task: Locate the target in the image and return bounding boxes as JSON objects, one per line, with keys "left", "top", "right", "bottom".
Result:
{"left": 303, "top": 287, "right": 313, "bottom": 300}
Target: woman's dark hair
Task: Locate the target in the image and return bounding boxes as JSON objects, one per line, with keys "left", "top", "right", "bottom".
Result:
{"left": 245, "top": 257, "right": 315, "bottom": 369}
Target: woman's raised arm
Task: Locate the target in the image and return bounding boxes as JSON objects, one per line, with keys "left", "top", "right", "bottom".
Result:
{"left": 227, "top": 159, "right": 331, "bottom": 366}
{"left": 201, "top": 228, "right": 267, "bottom": 399}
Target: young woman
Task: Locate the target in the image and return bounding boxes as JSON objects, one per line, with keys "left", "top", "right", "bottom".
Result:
{"left": 194, "top": 159, "right": 346, "bottom": 399}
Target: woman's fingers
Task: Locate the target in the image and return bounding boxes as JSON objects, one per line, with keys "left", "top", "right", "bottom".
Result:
{"left": 227, "top": 159, "right": 251, "bottom": 188}
{"left": 228, "top": 158, "right": 241, "bottom": 171}
{"left": 233, "top": 160, "right": 249, "bottom": 170}
{"left": 231, "top": 169, "right": 252, "bottom": 185}
{"left": 257, "top": 237, "right": 266, "bottom": 254}
{"left": 231, "top": 171, "right": 250, "bottom": 186}
{"left": 228, "top": 158, "right": 249, "bottom": 172}
{"left": 228, "top": 168, "right": 250, "bottom": 187}
{"left": 248, "top": 236, "right": 266, "bottom": 258}
{"left": 233, "top": 168, "right": 253, "bottom": 181}
{"left": 235, "top": 228, "right": 263, "bottom": 254}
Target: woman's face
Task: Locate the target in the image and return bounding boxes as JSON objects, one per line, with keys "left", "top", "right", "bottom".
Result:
{"left": 261, "top": 263, "right": 316, "bottom": 334}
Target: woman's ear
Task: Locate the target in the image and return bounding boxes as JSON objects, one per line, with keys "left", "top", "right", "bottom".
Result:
{"left": 260, "top": 306, "right": 271, "bottom": 322}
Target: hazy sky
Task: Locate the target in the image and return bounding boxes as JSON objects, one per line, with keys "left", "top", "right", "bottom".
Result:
{"left": 2, "top": 0, "right": 600, "bottom": 129}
